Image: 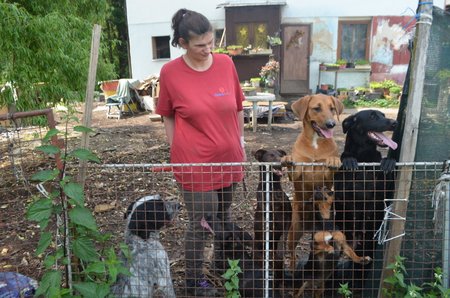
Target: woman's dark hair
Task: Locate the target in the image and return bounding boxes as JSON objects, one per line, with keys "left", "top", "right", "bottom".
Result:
{"left": 171, "top": 8, "right": 212, "bottom": 47}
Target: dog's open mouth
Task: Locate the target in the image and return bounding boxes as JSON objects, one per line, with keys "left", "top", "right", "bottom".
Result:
{"left": 367, "top": 131, "right": 398, "bottom": 149}
{"left": 272, "top": 167, "right": 285, "bottom": 176}
{"left": 312, "top": 122, "right": 333, "bottom": 138}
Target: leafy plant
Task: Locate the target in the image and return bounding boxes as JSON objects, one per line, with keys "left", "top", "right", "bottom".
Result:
{"left": 382, "top": 255, "right": 450, "bottom": 298}
{"left": 267, "top": 35, "right": 282, "bottom": 46}
{"left": 222, "top": 259, "right": 242, "bottom": 298}
{"left": 381, "top": 79, "right": 400, "bottom": 90}
{"left": 355, "top": 59, "right": 370, "bottom": 65}
{"left": 226, "top": 45, "right": 243, "bottom": 50}
{"left": 336, "top": 59, "right": 347, "bottom": 65}
{"left": 370, "top": 81, "right": 384, "bottom": 90}
{"left": 212, "top": 47, "right": 229, "bottom": 54}
{"left": 343, "top": 98, "right": 400, "bottom": 108}
{"left": 389, "top": 86, "right": 402, "bottom": 94}
{"left": 26, "top": 108, "right": 128, "bottom": 297}
{"left": 338, "top": 282, "right": 352, "bottom": 297}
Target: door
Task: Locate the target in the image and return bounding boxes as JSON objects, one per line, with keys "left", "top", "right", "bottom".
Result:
{"left": 280, "top": 24, "right": 310, "bottom": 95}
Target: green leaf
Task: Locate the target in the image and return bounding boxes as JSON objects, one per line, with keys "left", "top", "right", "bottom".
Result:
{"left": 73, "top": 282, "right": 110, "bottom": 298}
{"left": 74, "top": 125, "right": 94, "bottom": 133}
{"left": 36, "top": 231, "right": 52, "bottom": 255}
{"left": 70, "top": 148, "right": 101, "bottom": 163}
{"left": 69, "top": 206, "right": 97, "bottom": 231}
{"left": 34, "top": 270, "right": 62, "bottom": 297}
{"left": 73, "top": 237, "right": 99, "bottom": 262}
{"left": 83, "top": 262, "right": 106, "bottom": 274}
{"left": 31, "top": 169, "right": 59, "bottom": 182}
{"left": 43, "top": 128, "right": 60, "bottom": 142}
{"left": 63, "top": 182, "right": 84, "bottom": 206}
{"left": 36, "top": 144, "right": 60, "bottom": 155}
{"left": 27, "top": 198, "right": 53, "bottom": 223}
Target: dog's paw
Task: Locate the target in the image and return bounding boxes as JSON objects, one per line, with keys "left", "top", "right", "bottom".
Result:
{"left": 326, "top": 156, "right": 341, "bottom": 169}
{"left": 380, "top": 158, "right": 396, "bottom": 173}
{"left": 360, "top": 256, "right": 372, "bottom": 265}
{"left": 281, "top": 155, "right": 294, "bottom": 167}
{"left": 342, "top": 157, "right": 358, "bottom": 170}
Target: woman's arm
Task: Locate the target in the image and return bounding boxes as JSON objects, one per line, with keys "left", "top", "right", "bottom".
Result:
{"left": 163, "top": 116, "right": 175, "bottom": 146}
{"left": 237, "top": 110, "right": 247, "bottom": 161}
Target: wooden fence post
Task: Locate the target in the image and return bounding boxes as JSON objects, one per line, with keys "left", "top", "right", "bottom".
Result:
{"left": 378, "top": 1, "right": 433, "bottom": 296}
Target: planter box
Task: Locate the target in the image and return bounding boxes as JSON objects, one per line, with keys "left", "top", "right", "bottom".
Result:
{"left": 355, "top": 64, "right": 371, "bottom": 70}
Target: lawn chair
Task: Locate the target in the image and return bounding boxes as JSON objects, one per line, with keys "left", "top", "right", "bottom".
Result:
{"left": 101, "top": 79, "right": 141, "bottom": 119}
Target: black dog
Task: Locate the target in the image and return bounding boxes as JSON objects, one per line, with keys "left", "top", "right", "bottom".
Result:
{"left": 333, "top": 109, "right": 398, "bottom": 293}
{"left": 213, "top": 220, "right": 263, "bottom": 298}
{"left": 253, "top": 148, "right": 292, "bottom": 291}
{"left": 111, "top": 195, "right": 179, "bottom": 297}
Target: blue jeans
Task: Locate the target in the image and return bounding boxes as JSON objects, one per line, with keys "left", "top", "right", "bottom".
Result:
{"left": 181, "top": 183, "right": 237, "bottom": 282}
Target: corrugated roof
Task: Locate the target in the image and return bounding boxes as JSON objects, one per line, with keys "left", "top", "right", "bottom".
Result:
{"left": 216, "top": 0, "right": 287, "bottom": 8}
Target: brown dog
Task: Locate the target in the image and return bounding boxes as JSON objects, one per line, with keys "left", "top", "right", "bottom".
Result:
{"left": 294, "top": 187, "right": 371, "bottom": 298}
{"left": 282, "top": 94, "right": 344, "bottom": 269}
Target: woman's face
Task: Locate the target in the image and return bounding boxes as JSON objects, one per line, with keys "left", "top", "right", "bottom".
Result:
{"left": 181, "top": 31, "right": 214, "bottom": 61}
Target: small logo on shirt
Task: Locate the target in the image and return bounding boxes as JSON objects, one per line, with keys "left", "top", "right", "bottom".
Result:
{"left": 214, "top": 87, "right": 229, "bottom": 97}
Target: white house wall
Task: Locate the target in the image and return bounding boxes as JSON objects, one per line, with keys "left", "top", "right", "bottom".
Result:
{"left": 126, "top": 0, "right": 445, "bottom": 90}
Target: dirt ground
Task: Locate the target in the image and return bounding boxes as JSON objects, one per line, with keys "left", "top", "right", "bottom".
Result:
{"left": 0, "top": 100, "right": 399, "bottom": 295}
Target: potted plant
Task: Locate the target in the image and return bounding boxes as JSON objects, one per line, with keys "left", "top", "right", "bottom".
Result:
{"left": 381, "top": 79, "right": 399, "bottom": 97}
{"left": 212, "top": 47, "right": 228, "bottom": 54}
{"left": 369, "top": 81, "right": 384, "bottom": 93}
{"left": 250, "top": 77, "right": 262, "bottom": 88}
{"left": 226, "top": 45, "right": 243, "bottom": 56}
{"left": 324, "top": 63, "right": 340, "bottom": 70}
{"left": 336, "top": 59, "right": 347, "bottom": 69}
{"left": 259, "top": 58, "right": 280, "bottom": 88}
{"left": 267, "top": 35, "right": 282, "bottom": 47}
{"left": 389, "top": 86, "right": 402, "bottom": 98}
{"left": 354, "top": 59, "right": 371, "bottom": 69}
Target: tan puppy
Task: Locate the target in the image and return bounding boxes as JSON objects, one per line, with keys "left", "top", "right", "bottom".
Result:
{"left": 282, "top": 94, "right": 344, "bottom": 269}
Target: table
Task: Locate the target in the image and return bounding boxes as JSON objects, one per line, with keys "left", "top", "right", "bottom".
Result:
{"left": 244, "top": 92, "right": 276, "bottom": 132}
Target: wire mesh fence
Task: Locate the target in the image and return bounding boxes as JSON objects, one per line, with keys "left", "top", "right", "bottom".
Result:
{"left": 1, "top": 119, "right": 449, "bottom": 297}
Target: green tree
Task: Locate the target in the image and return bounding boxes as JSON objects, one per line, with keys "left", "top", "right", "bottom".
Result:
{"left": 104, "top": 0, "right": 130, "bottom": 78}
{"left": 0, "top": 1, "right": 117, "bottom": 111}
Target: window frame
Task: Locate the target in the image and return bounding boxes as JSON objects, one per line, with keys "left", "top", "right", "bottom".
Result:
{"left": 337, "top": 19, "right": 371, "bottom": 62}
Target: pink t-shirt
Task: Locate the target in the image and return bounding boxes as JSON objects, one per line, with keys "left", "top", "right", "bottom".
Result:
{"left": 156, "top": 54, "right": 245, "bottom": 191}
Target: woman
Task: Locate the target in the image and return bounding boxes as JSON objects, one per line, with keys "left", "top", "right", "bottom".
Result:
{"left": 156, "top": 8, "right": 246, "bottom": 297}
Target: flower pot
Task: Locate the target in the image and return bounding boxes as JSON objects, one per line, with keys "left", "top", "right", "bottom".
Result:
{"left": 227, "top": 48, "right": 243, "bottom": 56}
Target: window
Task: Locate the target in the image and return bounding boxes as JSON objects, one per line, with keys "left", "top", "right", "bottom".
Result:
{"left": 152, "top": 36, "right": 170, "bottom": 59}
{"left": 337, "top": 20, "right": 371, "bottom": 62}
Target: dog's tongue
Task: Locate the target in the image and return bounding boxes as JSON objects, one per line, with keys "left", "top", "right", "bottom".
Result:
{"left": 373, "top": 132, "right": 398, "bottom": 150}
{"left": 319, "top": 127, "right": 334, "bottom": 139}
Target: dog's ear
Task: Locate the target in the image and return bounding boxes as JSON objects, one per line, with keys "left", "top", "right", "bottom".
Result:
{"left": 277, "top": 149, "right": 287, "bottom": 157}
{"left": 332, "top": 96, "right": 344, "bottom": 116}
{"left": 253, "top": 149, "right": 267, "bottom": 161}
{"left": 342, "top": 115, "right": 356, "bottom": 134}
{"left": 291, "top": 95, "right": 311, "bottom": 121}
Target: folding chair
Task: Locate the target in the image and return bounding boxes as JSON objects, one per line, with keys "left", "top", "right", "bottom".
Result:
{"left": 101, "top": 79, "right": 138, "bottom": 119}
